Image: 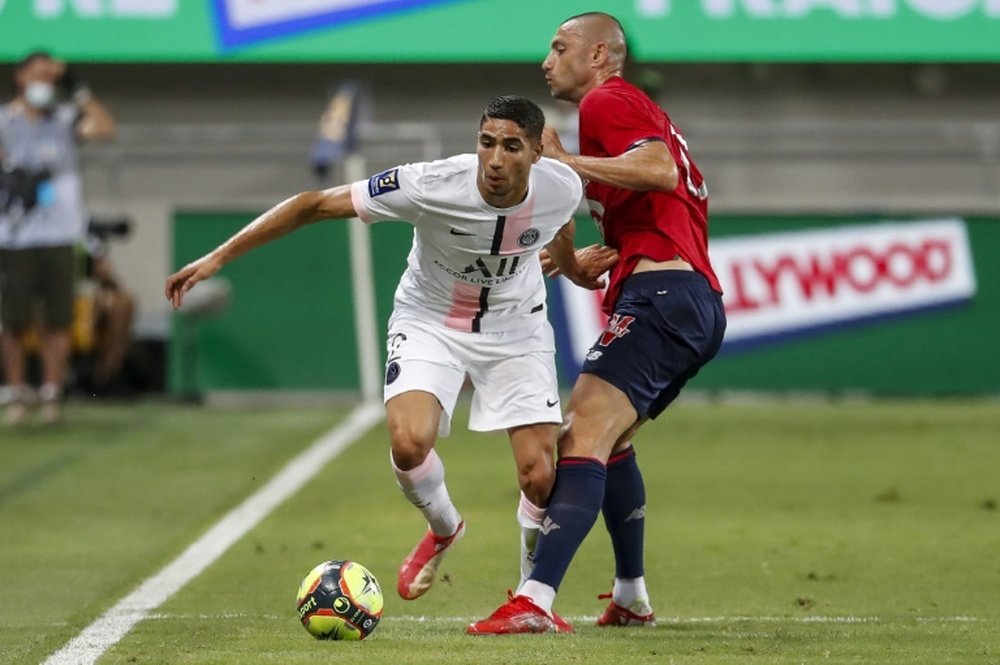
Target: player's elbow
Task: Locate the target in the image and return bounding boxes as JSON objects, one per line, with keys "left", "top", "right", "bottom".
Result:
{"left": 655, "top": 162, "right": 679, "bottom": 193}
{"left": 633, "top": 160, "right": 678, "bottom": 193}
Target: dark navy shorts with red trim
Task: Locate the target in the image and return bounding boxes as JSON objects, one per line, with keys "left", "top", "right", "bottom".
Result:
{"left": 581, "top": 270, "right": 726, "bottom": 420}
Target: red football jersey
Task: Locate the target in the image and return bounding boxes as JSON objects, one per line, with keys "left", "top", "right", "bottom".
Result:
{"left": 578, "top": 76, "right": 722, "bottom": 312}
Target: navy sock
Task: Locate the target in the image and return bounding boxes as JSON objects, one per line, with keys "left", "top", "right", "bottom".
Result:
{"left": 528, "top": 457, "right": 606, "bottom": 591}
{"left": 603, "top": 446, "right": 646, "bottom": 579}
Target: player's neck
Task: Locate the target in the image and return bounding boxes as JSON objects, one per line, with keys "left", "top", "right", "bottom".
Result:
{"left": 478, "top": 183, "right": 529, "bottom": 209}
{"left": 595, "top": 69, "right": 623, "bottom": 88}
{"left": 574, "top": 70, "right": 622, "bottom": 104}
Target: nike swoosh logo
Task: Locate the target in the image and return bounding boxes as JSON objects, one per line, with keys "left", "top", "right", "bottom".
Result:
{"left": 546, "top": 399, "right": 558, "bottom": 408}
{"left": 450, "top": 229, "right": 475, "bottom": 236}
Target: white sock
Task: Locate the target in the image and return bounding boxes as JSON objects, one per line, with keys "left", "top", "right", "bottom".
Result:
{"left": 391, "top": 448, "right": 462, "bottom": 537}
{"left": 517, "top": 493, "right": 545, "bottom": 588}
{"left": 517, "top": 580, "right": 557, "bottom": 615}
{"left": 613, "top": 577, "right": 652, "bottom": 612}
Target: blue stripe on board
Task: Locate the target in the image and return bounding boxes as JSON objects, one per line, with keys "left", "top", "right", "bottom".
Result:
{"left": 720, "top": 297, "right": 973, "bottom": 355}
{"left": 213, "top": 0, "right": 469, "bottom": 49}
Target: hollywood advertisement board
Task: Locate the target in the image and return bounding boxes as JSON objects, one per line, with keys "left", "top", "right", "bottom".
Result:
{"left": 549, "top": 218, "right": 980, "bottom": 393}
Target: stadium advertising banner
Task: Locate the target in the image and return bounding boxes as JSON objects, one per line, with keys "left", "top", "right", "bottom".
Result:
{"left": 2, "top": 0, "right": 1000, "bottom": 62}
{"left": 554, "top": 218, "right": 976, "bottom": 362}
{"left": 549, "top": 217, "right": 989, "bottom": 394}
{"left": 710, "top": 218, "right": 977, "bottom": 351}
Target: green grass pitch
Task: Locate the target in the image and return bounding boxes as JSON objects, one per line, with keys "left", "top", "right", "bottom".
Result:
{"left": 1, "top": 399, "right": 998, "bottom": 664}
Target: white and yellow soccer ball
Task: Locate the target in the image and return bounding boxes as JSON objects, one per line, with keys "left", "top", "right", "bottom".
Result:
{"left": 296, "top": 560, "right": 383, "bottom": 640}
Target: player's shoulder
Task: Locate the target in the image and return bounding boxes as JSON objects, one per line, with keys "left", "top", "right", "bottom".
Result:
{"left": 401, "top": 154, "right": 474, "bottom": 192}
{"left": 581, "top": 77, "right": 643, "bottom": 112}
{"left": 535, "top": 157, "right": 582, "bottom": 194}
{"left": 414, "top": 153, "right": 475, "bottom": 180}
{"left": 369, "top": 154, "right": 472, "bottom": 203}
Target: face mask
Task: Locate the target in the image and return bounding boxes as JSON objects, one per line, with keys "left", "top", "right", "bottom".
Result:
{"left": 24, "top": 81, "right": 55, "bottom": 109}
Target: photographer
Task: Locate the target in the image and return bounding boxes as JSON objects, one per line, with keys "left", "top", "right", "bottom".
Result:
{"left": 0, "top": 51, "right": 115, "bottom": 425}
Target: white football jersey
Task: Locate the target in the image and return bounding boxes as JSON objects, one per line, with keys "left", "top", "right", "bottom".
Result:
{"left": 350, "top": 154, "right": 582, "bottom": 332}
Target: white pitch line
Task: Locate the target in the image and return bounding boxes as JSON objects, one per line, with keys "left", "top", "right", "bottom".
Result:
{"left": 44, "top": 401, "right": 385, "bottom": 665}
{"left": 141, "top": 613, "right": 983, "bottom": 625}
{"left": 386, "top": 614, "right": 983, "bottom": 625}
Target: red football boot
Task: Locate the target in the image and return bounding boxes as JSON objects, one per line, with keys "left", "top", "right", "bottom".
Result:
{"left": 595, "top": 591, "right": 657, "bottom": 627}
{"left": 396, "top": 521, "right": 464, "bottom": 600}
{"left": 467, "top": 591, "right": 574, "bottom": 635}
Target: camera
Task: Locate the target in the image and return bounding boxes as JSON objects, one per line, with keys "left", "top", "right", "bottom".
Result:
{"left": 0, "top": 165, "right": 52, "bottom": 214}
{"left": 87, "top": 217, "right": 131, "bottom": 241}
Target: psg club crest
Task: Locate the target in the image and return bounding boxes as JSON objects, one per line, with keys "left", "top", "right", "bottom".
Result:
{"left": 517, "top": 228, "right": 540, "bottom": 247}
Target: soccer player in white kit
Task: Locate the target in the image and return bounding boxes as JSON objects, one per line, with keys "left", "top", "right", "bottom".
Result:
{"left": 165, "top": 96, "right": 617, "bottom": 610}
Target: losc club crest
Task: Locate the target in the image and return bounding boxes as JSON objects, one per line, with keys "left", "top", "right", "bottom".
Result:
{"left": 598, "top": 314, "right": 636, "bottom": 347}
{"left": 518, "top": 228, "right": 540, "bottom": 247}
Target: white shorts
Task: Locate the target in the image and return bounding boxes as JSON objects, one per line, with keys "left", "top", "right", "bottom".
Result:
{"left": 383, "top": 313, "right": 561, "bottom": 437}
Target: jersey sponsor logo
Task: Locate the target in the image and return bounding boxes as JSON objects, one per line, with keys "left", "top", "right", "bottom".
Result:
{"left": 585, "top": 349, "right": 603, "bottom": 362}
{"left": 517, "top": 228, "right": 540, "bottom": 247}
{"left": 598, "top": 313, "right": 636, "bottom": 347}
{"left": 368, "top": 168, "right": 400, "bottom": 197}
{"left": 449, "top": 228, "right": 475, "bottom": 236}
{"left": 432, "top": 256, "right": 521, "bottom": 286}
{"left": 545, "top": 398, "right": 558, "bottom": 408}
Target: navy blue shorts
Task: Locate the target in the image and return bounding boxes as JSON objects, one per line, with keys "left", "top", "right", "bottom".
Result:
{"left": 581, "top": 270, "right": 726, "bottom": 420}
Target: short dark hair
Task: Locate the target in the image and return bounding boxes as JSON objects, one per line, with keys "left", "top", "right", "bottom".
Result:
{"left": 480, "top": 95, "right": 545, "bottom": 144}
{"left": 563, "top": 12, "right": 629, "bottom": 63}
{"left": 16, "top": 50, "right": 53, "bottom": 73}
{"left": 563, "top": 11, "right": 627, "bottom": 37}
{"left": 13, "top": 51, "right": 53, "bottom": 91}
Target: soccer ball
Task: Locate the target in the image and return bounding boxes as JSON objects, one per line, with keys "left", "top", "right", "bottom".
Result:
{"left": 296, "top": 560, "right": 383, "bottom": 640}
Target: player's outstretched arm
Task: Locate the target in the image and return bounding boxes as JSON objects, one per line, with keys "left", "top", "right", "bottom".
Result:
{"left": 543, "top": 220, "right": 618, "bottom": 290}
{"left": 542, "top": 125, "right": 677, "bottom": 193}
{"left": 165, "top": 185, "right": 355, "bottom": 310}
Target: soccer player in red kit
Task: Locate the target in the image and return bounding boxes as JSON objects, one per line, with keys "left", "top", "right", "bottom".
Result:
{"left": 469, "top": 12, "right": 727, "bottom": 634}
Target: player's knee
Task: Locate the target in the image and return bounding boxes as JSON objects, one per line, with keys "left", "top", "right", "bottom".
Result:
{"left": 388, "top": 422, "right": 435, "bottom": 470}
{"left": 517, "top": 455, "right": 555, "bottom": 505}
{"left": 556, "top": 411, "right": 610, "bottom": 460}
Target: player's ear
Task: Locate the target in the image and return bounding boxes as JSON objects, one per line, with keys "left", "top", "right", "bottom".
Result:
{"left": 532, "top": 140, "right": 543, "bottom": 163}
{"left": 592, "top": 42, "right": 606, "bottom": 67}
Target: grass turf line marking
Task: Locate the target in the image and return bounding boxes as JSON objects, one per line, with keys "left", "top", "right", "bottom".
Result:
{"left": 43, "top": 402, "right": 385, "bottom": 665}
{"left": 141, "top": 613, "right": 984, "bottom": 625}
